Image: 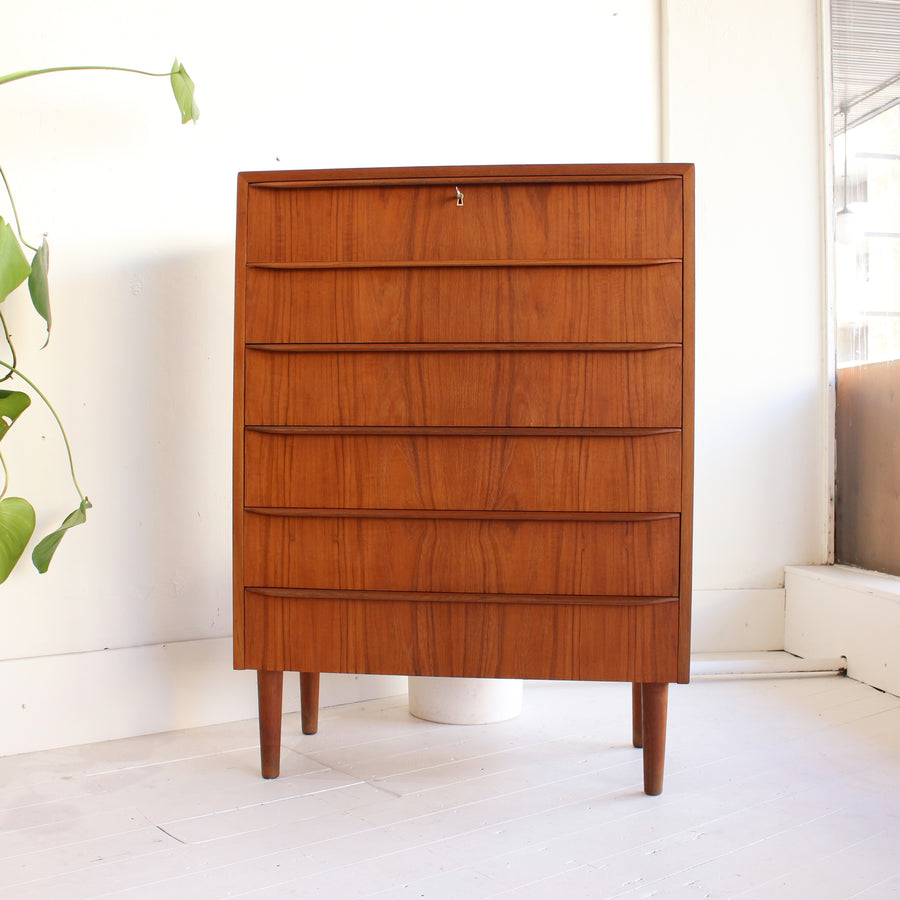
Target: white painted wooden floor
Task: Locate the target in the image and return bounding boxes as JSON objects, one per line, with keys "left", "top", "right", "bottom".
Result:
{"left": 2, "top": 666, "right": 900, "bottom": 899}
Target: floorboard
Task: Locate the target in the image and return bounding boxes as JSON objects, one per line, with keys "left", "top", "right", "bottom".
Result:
{"left": 1, "top": 662, "right": 899, "bottom": 899}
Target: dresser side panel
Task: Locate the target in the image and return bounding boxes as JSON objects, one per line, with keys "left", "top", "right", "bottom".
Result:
{"left": 233, "top": 175, "right": 250, "bottom": 668}
{"left": 678, "top": 165, "right": 696, "bottom": 683}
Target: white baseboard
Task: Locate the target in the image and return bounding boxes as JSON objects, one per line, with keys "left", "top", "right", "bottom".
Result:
{"left": 690, "top": 588, "right": 786, "bottom": 652}
{"left": 0, "top": 638, "right": 406, "bottom": 758}
{"left": 785, "top": 564, "right": 900, "bottom": 697}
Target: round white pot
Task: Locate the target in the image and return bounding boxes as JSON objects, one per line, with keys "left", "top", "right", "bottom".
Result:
{"left": 408, "top": 676, "right": 523, "bottom": 724}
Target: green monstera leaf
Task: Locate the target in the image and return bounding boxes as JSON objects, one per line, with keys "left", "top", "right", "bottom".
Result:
{"left": 32, "top": 496, "right": 92, "bottom": 574}
{"left": 0, "top": 497, "right": 36, "bottom": 583}
{"left": 0, "top": 390, "right": 31, "bottom": 440}
{"left": 0, "top": 217, "right": 31, "bottom": 304}
{"left": 28, "top": 237, "right": 51, "bottom": 343}
{"left": 170, "top": 60, "right": 199, "bottom": 124}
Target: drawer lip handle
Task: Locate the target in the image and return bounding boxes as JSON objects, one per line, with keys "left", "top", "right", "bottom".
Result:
{"left": 244, "top": 587, "right": 681, "bottom": 608}
{"left": 245, "top": 258, "right": 682, "bottom": 270}
{"left": 245, "top": 341, "right": 682, "bottom": 353}
{"left": 244, "top": 425, "right": 682, "bottom": 437}
{"left": 243, "top": 507, "right": 681, "bottom": 522}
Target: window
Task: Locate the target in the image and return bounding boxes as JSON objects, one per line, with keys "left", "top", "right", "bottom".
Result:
{"left": 835, "top": 106, "right": 900, "bottom": 365}
{"left": 832, "top": 0, "right": 900, "bottom": 573}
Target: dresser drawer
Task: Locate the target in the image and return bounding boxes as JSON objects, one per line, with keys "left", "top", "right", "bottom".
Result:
{"left": 244, "top": 347, "right": 683, "bottom": 428}
{"left": 242, "top": 591, "right": 681, "bottom": 682}
{"left": 243, "top": 264, "right": 683, "bottom": 344}
{"left": 245, "top": 180, "right": 684, "bottom": 263}
{"left": 243, "top": 431, "right": 683, "bottom": 512}
{"left": 242, "top": 512, "right": 681, "bottom": 597}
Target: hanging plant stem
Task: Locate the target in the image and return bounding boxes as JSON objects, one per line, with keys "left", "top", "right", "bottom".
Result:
{"left": 1, "top": 65, "right": 172, "bottom": 87}
{"left": 0, "top": 61, "right": 199, "bottom": 124}
{"left": 0, "top": 360, "right": 85, "bottom": 502}
{"left": 0, "top": 164, "right": 38, "bottom": 253}
{"left": 0, "top": 309, "right": 16, "bottom": 381}
{"left": 0, "top": 451, "right": 8, "bottom": 501}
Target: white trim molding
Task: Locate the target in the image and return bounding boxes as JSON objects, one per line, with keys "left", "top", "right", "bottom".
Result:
{"left": 0, "top": 638, "right": 406, "bottom": 758}
{"left": 785, "top": 564, "right": 900, "bottom": 697}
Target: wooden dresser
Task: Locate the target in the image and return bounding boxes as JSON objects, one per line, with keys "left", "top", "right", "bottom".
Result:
{"left": 233, "top": 164, "right": 694, "bottom": 795}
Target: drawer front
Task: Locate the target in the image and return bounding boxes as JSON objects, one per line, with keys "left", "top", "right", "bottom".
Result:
{"left": 242, "top": 513, "right": 681, "bottom": 597}
{"left": 244, "top": 264, "right": 683, "bottom": 344}
{"left": 244, "top": 348, "right": 683, "bottom": 428}
{"left": 245, "top": 180, "right": 684, "bottom": 262}
{"left": 244, "top": 431, "right": 683, "bottom": 512}
{"left": 243, "top": 591, "right": 681, "bottom": 682}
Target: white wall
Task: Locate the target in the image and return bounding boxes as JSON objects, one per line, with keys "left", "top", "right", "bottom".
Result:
{"left": 664, "top": 0, "right": 827, "bottom": 649}
{"left": 0, "top": 0, "right": 826, "bottom": 756}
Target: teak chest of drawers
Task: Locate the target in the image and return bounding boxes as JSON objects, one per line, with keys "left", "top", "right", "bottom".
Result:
{"left": 233, "top": 164, "right": 694, "bottom": 795}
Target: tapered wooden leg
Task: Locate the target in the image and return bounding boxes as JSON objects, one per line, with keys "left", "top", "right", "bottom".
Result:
{"left": 300, "top": 672, "right": 320, "bottom": 735}
{"left": 641, "top": 682, "right": 668, "bottom": 796}
{"left": 631, "top": 682, "right": 643, "bottom": 748}
{"left": 257, "top": 669, "right": 284, "bottom": 779}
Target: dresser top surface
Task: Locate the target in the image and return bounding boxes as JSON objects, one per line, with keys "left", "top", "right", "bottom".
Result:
{"left": 238, "top": 163, "right": 694, "bottom": 189}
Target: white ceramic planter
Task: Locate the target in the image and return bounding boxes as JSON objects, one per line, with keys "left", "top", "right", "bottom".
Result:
{"left": 408, "top": 676, "right": 523, "bottom": 724}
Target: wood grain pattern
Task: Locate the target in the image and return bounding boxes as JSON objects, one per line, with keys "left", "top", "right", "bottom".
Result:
{"left": 242, "top": 512, "right": 680, "bottom": 597}
{"left": 243, "top": 431, "right": 683, "bottom": 512}
{"left": 243, "top": 264, "right": 683, "bottom": 344}
{"left": 256, "top": 670, "right": 283, "bottom": 778}
{"left": 245, "top": 181, "right": 684, "bottom": 262}
{"left": 677, "top": 164, "right": 696, "bottom": 683}
{"left": 244, "top": 347, "right": 682, "bottom": 428}
{"left": 242, "top": 591, "right": 680, "bottom": 682}
{"left": 233, "top": 170, "right": 250, "bottom": 668}
{"left": 640, "top": 682, "right": 669, "bottom": 795}
{"left": 247, "top": 165, "right": 685, "bottom": 186}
